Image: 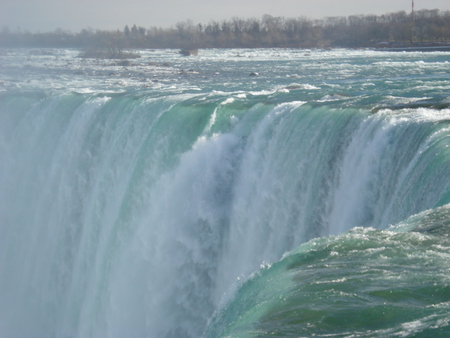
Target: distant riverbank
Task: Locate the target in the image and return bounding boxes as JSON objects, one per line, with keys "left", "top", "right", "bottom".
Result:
{"left": 1, "top": 9, "right": 450, "bottom": 52}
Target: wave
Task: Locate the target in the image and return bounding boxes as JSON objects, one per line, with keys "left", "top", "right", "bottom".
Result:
{"left": 205, "top": 205, "right": 450, "bottom": 338}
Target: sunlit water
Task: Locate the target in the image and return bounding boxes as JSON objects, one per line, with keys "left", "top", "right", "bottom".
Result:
{"left": 1, "top": 48, "right": 450, "bottom": 337}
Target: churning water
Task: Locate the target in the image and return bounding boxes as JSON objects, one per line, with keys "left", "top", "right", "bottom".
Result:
{"left": 1, "top": 48, "right": 450, "bottom": 337}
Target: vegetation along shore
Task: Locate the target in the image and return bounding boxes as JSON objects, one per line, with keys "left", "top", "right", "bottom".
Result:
{"left": 1, "top": 9, "right": 450, "bottom": 57}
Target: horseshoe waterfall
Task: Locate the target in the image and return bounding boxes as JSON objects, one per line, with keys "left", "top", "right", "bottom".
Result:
{"left": 1, "top": 49, "right": 450, "bottom": 337}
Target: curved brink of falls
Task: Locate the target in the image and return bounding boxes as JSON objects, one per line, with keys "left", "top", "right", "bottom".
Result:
{"left": 1, "top": 89, "right": 450, "bottom": 337}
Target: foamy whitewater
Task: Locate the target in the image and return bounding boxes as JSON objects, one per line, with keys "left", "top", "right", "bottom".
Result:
{"left": 1, "top": 48, "right": 450, "bottom": 337}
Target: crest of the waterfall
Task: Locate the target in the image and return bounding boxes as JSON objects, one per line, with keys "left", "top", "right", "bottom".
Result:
{"left": 2, "top": 48, "right": 450, "bottom": 338}
{"left": 328, "top": 108, "right": 450, "bottom": 235}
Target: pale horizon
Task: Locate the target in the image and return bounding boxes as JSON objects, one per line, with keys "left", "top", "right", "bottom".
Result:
{"left": 2, "top": 0, "right": 450, "bottom": 33}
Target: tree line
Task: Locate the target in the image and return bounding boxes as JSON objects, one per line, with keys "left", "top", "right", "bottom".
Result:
{"left": 1, "top": 9, "right": 450, "bottom": 54}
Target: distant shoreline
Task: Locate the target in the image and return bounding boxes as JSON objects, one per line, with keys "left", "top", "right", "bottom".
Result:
{"left": 2, "top": 9, "right": 450, "bottom": 51}
{"left": 375, "top": 45, "right": 450, "bottom": 52}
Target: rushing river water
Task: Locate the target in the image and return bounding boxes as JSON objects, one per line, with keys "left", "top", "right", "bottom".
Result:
{"left": 1, "top": 48, "right": 450, "bottom": 337}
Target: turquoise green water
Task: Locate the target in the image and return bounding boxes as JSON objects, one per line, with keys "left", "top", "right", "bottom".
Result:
{"left": 205, "top": 206, "right": 450, "bottom": 337}
{"left": 1, "top": 49, "right": 450, "bottom": 337}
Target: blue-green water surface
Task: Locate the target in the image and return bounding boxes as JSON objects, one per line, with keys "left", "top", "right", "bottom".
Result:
{"left": 1, "top": 48, "right": 450, "bottom": 337}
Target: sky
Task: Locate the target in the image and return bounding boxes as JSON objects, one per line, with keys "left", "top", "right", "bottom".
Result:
{"left": 2, "top": 0, "right": 450, "bottom": 33}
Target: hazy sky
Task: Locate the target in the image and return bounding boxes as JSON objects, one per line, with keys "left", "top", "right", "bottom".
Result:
{"left": 2, "top": 0, "right": 450, "bottom": 32}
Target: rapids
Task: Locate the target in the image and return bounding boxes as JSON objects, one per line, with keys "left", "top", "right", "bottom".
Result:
{"left": 1, "top": 48, "right": 450, "bottom": 337}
